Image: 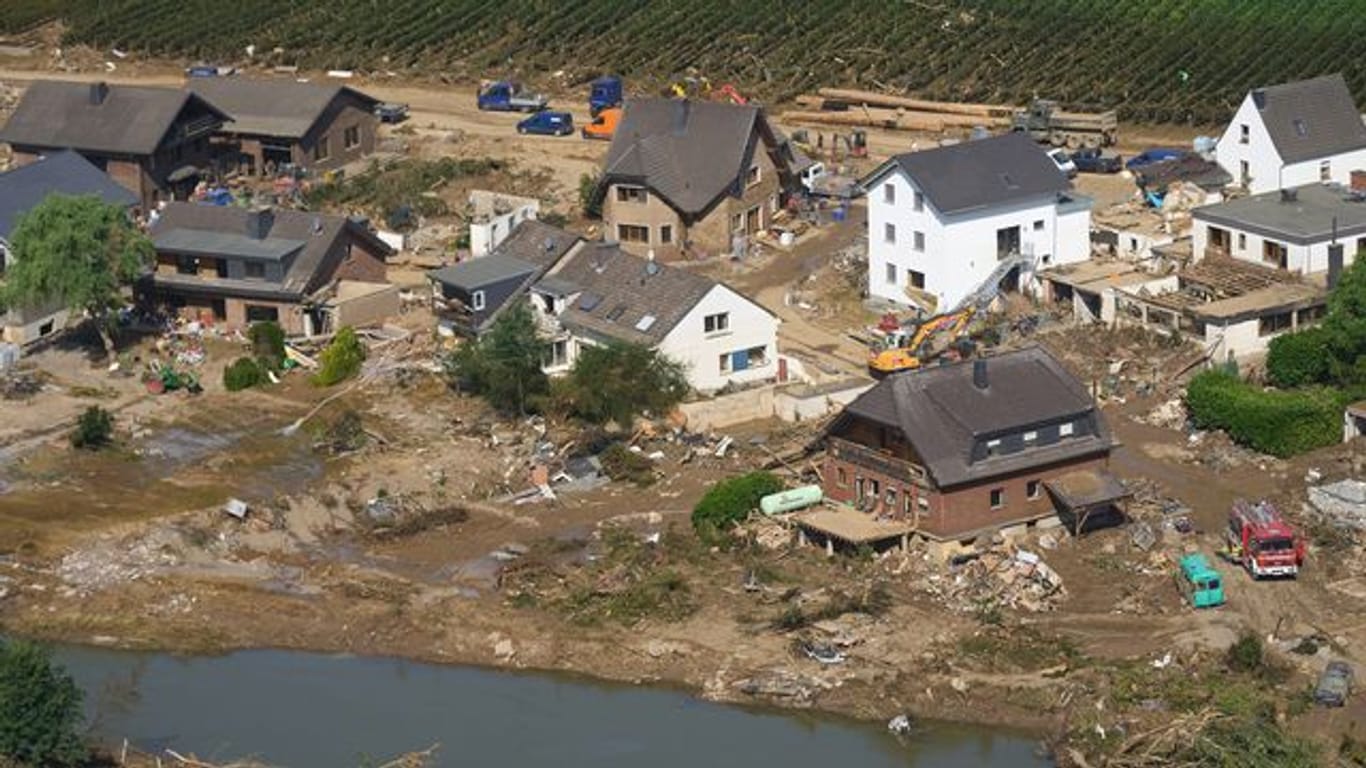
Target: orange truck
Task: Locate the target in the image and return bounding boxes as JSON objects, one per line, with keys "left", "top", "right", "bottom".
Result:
{"left": 581, "top": 107, "right": 621, "bottom": 140}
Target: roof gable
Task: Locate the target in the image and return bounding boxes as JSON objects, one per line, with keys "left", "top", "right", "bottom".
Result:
{"left": 0, "top": 81, "right": 226, "bottom": 156}
{"left": 188, "top": 78, "right": 379, "bottom": 139}
{"left": 869, "top": 133, "right": 1069, "bottom": 215}
{"left": 1248, "top": 74, "right": 1366, "bottom": 163}
{"left": 0, "top": 150, "right": 137, "bottom": 238}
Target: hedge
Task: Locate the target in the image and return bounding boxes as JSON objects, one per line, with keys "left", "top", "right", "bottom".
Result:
{"left": 1265, "top": 326, "right": 1332, "bottom": 388}
{"left": 1185, "top": 370, "right": 1344, "bottom": 457}
{"left": 691, "top": 471, "right": 785, "bottom": 540}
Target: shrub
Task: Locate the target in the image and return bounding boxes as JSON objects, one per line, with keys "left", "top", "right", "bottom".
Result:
{"left": 578, "top": 172, "right": 601, "bottom": 218}
{"left": 249, "top": 321, "right": 287, "bottom": 370}
{"left": 1185, "top": 370, "right": 1344, "bottom": 457}
{"left": 312, "top": 326, "right": 365, "bottom": 387}
{"left": 599, "top": 442, "right": 656, "bottom": 486}
{"left": 1265, "top": 326, "right": 1331, "bottom": 388}
{"left": 1225, "top": 630, "right": 1264, "bottom": 674}
{"left": 0, "top": 639, "right": 86, "bottom": 766}
{"left": 70, "top": 405, "right": 113, "bottom": 450}
{"left": 223, "top": 356, "right": 266, "bottom": 391}
{"left": 563, "top": 343, "right": 689, "bottom": 427}
{"left": 691, "top": 471, "right": 785, "bottom": 540}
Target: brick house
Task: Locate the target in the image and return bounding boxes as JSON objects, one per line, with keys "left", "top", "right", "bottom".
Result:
{"left": 0, "top": 81, "right": 228, "bottom": 209}
{"left": 188, "top": 78, "right": 379, "bottom": 177}
{"left": 141, "top": 203, "right": 392, "bottom": 335}
{"left": 593, "top": 99, "right": 805, "bottom": 260}
{"left": 820, "top": 345, "right": 1126, "bottom": 543}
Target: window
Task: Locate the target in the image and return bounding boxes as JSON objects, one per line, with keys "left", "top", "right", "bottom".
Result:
{"left": 343, "top": 125, "right": 360, "bottom": 149}
{"left": 617, "top": 224, "right": 649, "bottom": 243}
{"left": 917, "top": 496, "right": 929, "bottom": 512}
{"left": 1027, "top": 480, "right": 1041, "bottom": 500}
{"left": 1033, "top": 219, "right": 1044, "bottom": 231}
{"left": 543, "top": 339, "right": 569, "bottom": 368}
{"left": 1059, "top": 422, "right": 1075, "bottom": 437}
{"left": 704, "top": 312, "right": 729, "bottom": 334}
{"left": 884, "top": 223, "right": 896, "bottom": 243}
{"left": 1258, "top": 311, "right": 1293, "bottom": 337}
{"left": 1239, "top": 123, "right": 1249, "bottom": 144}
{"left": 176, "top": 254, "right": 198, "bottom": 275}
{"left": 884, "top": 489, "right": 897, "bottom": 507}
{"left": 913, "top": 191, "right": 924, "bottom": 212}
{"left": 471, "top": 290, "right": 486, "bottom": 311}
{"left": 1023, "top": 430, "right": 1038, "bottom": 445}
{"left": 660, "top": 224, "right": 673, "bottom": 244}
{"left": 245, "top": 305, "right": 279, "bottom": 323}
{"left": 985, "top": 438, "right": 1002, "bottom": 457}
{"left": 912, "top": 231, "right": 925, "bottom": 252}
{"left": 38, "top": 319, "right": 54, "bottom": 336}
{"left": 1236, "top": 233, "right": 1246, "bottom": 250}
{"left": 1320, "top": 160, "right": 1332, "bottom": 182}
{"left": 616, "top": 186, "right": 646, "bottom": 203}
{"left": 244, "top": 261, "right": 265, "bottom": 279}
{"left": 837, "top": 467, "right": 849, "bottom": 487}
{"left": 885, "top": 262, "right": 897, "bottom": 284}
{"left": 989, "top": 488, "right": 1005, "bottom": 509}
{"left": 718, "top": 353, "right": 731, "bottom": 373}
{"left": 908, "top": 270, "right": 925, "bottom": 289}
{"left": 883, "top": 183, "right": 895, "bottom": 204}
{"left": 313, "top": 137, "right": 330, "bottom": 161}
{"left": 746, "top": 165, "right": 761, "bottom": 187}
{"left": 746, "top": 345, "right": 768, "bottom": 367}
{"left": 1239, "top": 160, "right": 1249, "bottom": 183}
{"left": 1262, "top": 240, "right": 1288, "bottom": 269}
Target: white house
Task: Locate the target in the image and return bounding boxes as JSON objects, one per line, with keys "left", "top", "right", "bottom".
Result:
{"left": 863, "top": 132, "right": 1092, "bottom": 313}
{"left": 1214, "top": 74, "right": 1366, "bottom": 195}
{"left": 468, "top": 190, "right": 538, "bottom": 257}
{"left": 530, "top": 241, "right": 781, "bottom": 393}
{"left": 1192, "top": 182, "right": 1364, "bottom": 276}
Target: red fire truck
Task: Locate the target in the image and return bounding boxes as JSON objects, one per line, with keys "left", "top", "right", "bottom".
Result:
{"left": 1227, "top": 500, "right": 1305, "bottom": 578}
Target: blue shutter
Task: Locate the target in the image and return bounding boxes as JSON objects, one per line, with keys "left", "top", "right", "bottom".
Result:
{"left": 731, "top": 349, "right": 750, "bottom": 371}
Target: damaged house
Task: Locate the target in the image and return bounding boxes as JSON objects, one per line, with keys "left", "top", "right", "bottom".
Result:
{"left": 811, "top": 345, "right": 1124, "bottom": 547}
{"left": 141, "top": 203, "right": 394, "bottom": 335}
{"left": 592, "top": 98, "right": 805, "bottom": 260}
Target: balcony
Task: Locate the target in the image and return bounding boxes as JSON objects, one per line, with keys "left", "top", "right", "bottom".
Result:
{"left": 829, "top": 437, "right": 927, "bottom": 485}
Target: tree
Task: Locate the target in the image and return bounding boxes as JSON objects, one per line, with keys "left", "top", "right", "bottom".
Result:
{"left": 578, "top": 172, "right": 602, "bottom": 218}
{"left": 312, "top": 326, "right": 366, "bottom": 387}
{"left": 249, "top": 321, "right": 287, "bottom": 370}
{"left": 70, "top": 405, "right": 114, "bottom": 450}
{"left": 0, "top": 639, "right": 86, "bottom": 767}
{"left": 0, "top": 195, "right": 152, "bottom": 360}
{"left": 1323, "top": 255, "right": 1366, "bottom": 386}
{"left": 444, "top": 302, "right": 548, "bottom": 414}
{"left": 565, "top": 342, "right": 689, "bottom": 427}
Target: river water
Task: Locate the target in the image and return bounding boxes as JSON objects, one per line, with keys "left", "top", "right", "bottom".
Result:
{"left": 54, "top": 645, "right": 1051, "bottom": 768}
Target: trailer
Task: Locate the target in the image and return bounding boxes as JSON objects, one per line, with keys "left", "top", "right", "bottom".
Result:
{"left": 1011, "top": 99, "right": 1118, "bottom": 148}
{"left": 588, "top": 76, "right": 622, "bottom": 116}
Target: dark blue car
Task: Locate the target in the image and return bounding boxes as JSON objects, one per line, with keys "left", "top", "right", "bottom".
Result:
{"left": 517, "top": 111, "right": 574, "bottom": 137}
{"left": 1125, "top": 148, "right": 1186, "bottom": 170}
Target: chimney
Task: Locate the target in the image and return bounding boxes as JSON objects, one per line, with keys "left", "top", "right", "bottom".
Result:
{"left": 672, "top": 99, "right": 691, "bottom": 135}
{"left": 1328, "top": 243, "right": 1344, "bottom": 290}
{"left": 244, "top": 206, "right": 274, "bottom": 240}
{"left": 89, "top": 82, "right": 109, "bottom": 105}
{"left": 972, "top": 358, "right": 989, "bottom": 390}
{"left": 1279, "top": 187, "right": 1298, "bottom": 203}
{"left": 1352, "top": 170, "right": 1366, "bottom": 193}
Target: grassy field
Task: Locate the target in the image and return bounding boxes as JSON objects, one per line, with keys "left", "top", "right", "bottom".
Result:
{"left": 3, "top": 0, "right": 1364, "bottom": 123}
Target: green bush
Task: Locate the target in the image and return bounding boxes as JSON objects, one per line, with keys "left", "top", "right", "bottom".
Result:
{"left": 0, "top": 639, "right": 86, "bottom": 766}
{"left": 1225, "top": 630, "right": 1264, "bottom": 674}
{"left": 249, "top": 321, "right": 286, "bottom": 371}
{"left": 1185, "top": 370, "right": 1344, "bottom": 457}
{"left": 691, "top": 471, "right": 785, "bottom": 540}
{"left": 223, "top": 356, "right": 266, "bottom": 391}
{"left": 69, "top": 405, "right": 113, "bottom": 450}
{"left": 1265, "top": 326, "right": 1332, "bottom": 388}
{"left": 599, "top": 442, "right": 656, "bottom": 486}
{"left": 312, "top": 326, "right": 365, "bottom": 387}
{"left": 578, "top": 172, "right": 602, "bottom": 218}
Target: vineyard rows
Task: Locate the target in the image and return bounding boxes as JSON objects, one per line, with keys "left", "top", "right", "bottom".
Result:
{"left": 4, "top": 0, "right": 1365, "bottom": 124}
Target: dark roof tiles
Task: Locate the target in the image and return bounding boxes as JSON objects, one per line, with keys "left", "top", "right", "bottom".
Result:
{"left": 1250, "top": 74, "right": 1366, "bottom": 164}
{"left": 871, "top": 132, "right": 1070, "bottom": 215}
{"left": 188, "top": 78, "right": 378, "bottom": 139}
{"left": 0, "top": 150, "right": 137, "bottom": 238}
{"left": 0, "top": 81, "right": 225, "bottom": 155}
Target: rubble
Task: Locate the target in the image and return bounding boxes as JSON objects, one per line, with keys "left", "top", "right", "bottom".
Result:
{"left": 1308, "top": 479, "right": 1366, "bottom": 530}
{"left": 734, "top": 668, "right": 833, "bottom": 705}
{"left": 914, "top": 543, "right": 1067, "bottom": 613}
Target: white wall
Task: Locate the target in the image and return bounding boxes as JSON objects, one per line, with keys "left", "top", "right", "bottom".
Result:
{"left": 658, "top": 284, "right": 780, "bottom": 393}
{"left": 1216, "top": 93, "right": 1366, "bottom": 194}
{"left": 867, "top": 166, "right": 1090, "bottom": 311}
{"left": 470, "top": 201, "right": 539, "bottom": 257}
{"left": 1194, "top": 219, "right": 1362, "bottom": 274}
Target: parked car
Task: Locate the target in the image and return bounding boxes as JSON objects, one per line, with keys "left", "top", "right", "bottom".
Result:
{"left": 1070, "top": 146, "right": 1123, "bottom": 174}
{"left": 1047, "top": 148, "right": 1077, "bottom": 178}
{"left": 1315, "top": 661, "right": 1354, "bottom": 707}
{"left": 1125, "top": 148, "right": 1186, "bottom": 170}
{"left": 375, "top": 102, "right": 410, "bottom": 123}
{"left": 517, "top": 111, "right": 574, "bottom": 136}
{"left": 185, "top": 64, "right": 235, "bottom": 78}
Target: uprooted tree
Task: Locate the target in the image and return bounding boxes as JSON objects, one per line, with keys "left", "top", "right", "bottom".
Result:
{"left": 0, "top": 194, "right": 153, "bottom": 360}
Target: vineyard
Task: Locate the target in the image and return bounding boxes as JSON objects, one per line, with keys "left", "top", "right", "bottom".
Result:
{"left": 3, "top": 0, "right": 1365, "bottom": 123}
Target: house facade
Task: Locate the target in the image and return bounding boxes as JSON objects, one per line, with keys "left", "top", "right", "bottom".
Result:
{"left": 189, "top": 79, "right": 379, "bottom": 177}
{"left": 822, "top": 345, "right": 1122, "bottom": 541}
{"left": 0, "top": 81, "right": 227, "bottom": 209}
{"left": 468, "top": 190, "right": 539, "bottom": 257}
{"left": 1192, "top": 181, "right": 1364, "bottom": 275}
{"left": 595, "top": 99, "right": 801, "bottom": 260}
{"left": 142, "top": 203, "right": 392, "bottom": 335}
{"left": 1214, "top": 74, "right": 1366, "bottom": 195}
{"left": 864, "top": 132, "right": 1091, "bottom": 313}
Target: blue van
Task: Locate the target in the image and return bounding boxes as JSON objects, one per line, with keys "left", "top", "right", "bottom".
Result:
{"left": 517, "top": 111, "right": 574, "bottom": 137}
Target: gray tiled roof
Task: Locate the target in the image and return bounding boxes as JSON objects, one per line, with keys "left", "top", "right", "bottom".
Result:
{"left": 153, "top": 228, "right": 305, "bottom": 261}
{"left": 842, "top": 345, "right": 1112, "bottom": 488}
{"left": 0, "top": 81, "right": 226, "bottom": 155}
{"left": 0, "top": 150, "right": 136, "bottom": 239}
{"left": 869, "top": 132, "right": 1069, "bottom": 215}
{"left": 429, "top": 255, "right": 537, "bottom": 291}
{"left": 600, "top": 99, "right": 769, "bottom": 216}
{"left": 489, "top": 219, "right": 582, "bottom": 269}
{"left": 188, "top": 78, "right": 378, "bottom": 139}
{"left": 1249, "top": 74, "right": 1366, "bottom": 164}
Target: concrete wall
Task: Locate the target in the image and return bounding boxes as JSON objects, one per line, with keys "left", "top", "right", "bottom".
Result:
{"left": 330, "top": 282, "right": 399, "bottom": 328}
{"left": 1, "top": 300, "right": 71, "bottom": 346}
{"left": 1194, "top": 218, "right": 1362, "bottom": 274}
{"left": 657, "top": 284, "right": 780, "bottom": 392}
{"left": 678, "top": 379, "right": 873, "bottom": 432}
{"left": 1200, "top": 310, "right": 1320, "bottom": 361}
{"left": 471, "top": 201, "right": 538, "bottom": 257}
{"left": 1216, "top": 93, "right": 1366, "bottom": 194}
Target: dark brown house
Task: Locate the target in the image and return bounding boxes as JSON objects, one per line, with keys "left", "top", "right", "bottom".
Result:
{"left": 0, "top": 81, "right": 228, "bottom": 209}
{"left": 142, "top": 202, "right": 392, "bottom": 335}
{"left": 821, "top": 345, "right": 1125, "bottom": 543}
{"left": 188, "top": 79, "right": 380, "bottom": 177}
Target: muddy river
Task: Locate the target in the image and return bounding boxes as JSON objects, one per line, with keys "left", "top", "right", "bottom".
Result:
{"left": 54, "top": 645, "right": 1051, "bottom": 767}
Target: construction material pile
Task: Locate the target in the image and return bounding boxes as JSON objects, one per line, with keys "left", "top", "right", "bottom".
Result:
{"left": 784, "top": 88, "right": 1015, "bottom": 132}
{"left": 925, "top": 545, "right": 1066, "bottom": 613}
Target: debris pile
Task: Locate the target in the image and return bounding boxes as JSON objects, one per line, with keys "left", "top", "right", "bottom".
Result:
{"left": 1309, "top": 479, "right": 1366, "bottom": 531}
{"left": 929, "top": 546, "right": 1067, "bottom": 613}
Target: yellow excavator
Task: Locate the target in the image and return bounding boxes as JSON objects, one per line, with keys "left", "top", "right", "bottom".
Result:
{"left": 867, "top": 307, "right": 976, "bottom": 377}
